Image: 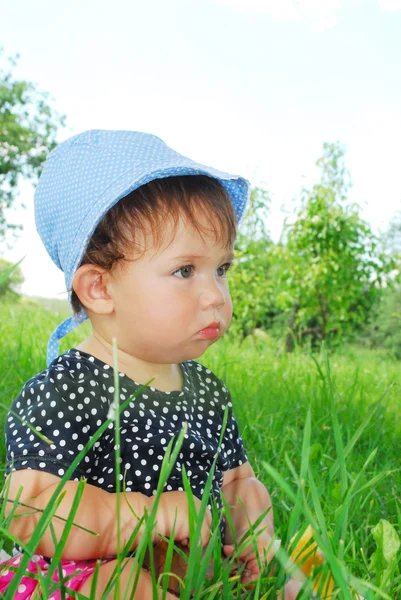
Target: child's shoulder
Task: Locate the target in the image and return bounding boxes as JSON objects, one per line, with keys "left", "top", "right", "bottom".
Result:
{"left": 6, "top": 349, "right": 118, "bottom": 442}
{"left": 183, "top": 360, "right": 231, "bottom": 401}
{"left": 23, "top": 348, "right": 104, "bottom": 387}
{"left": 11, "top": 349, "right": 112, "bottom": 411}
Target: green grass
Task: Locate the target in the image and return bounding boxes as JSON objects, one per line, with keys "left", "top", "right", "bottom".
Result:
{"left": 0, "top": 301, "right": 400, "bottom": 598}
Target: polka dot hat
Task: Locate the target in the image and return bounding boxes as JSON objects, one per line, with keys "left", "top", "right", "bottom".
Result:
{"left": 34, "top": 129, "right": 250, "bottom": 365}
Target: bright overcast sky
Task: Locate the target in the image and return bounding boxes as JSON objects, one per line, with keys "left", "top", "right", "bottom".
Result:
{"left": 1, "top": 0, "right": 401, "bottom": 299}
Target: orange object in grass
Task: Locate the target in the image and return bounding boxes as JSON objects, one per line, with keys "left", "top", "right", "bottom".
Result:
{"left": 289, "top": 525, "right": 335, "bottom": 598}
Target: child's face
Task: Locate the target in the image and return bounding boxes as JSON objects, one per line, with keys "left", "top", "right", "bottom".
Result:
{"left": 106, "top": 210, "right": 234, "bottom": 364}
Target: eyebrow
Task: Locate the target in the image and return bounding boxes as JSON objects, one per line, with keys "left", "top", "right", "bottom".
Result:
{"left": 170, "top": 252, "right": 235, "bottom": 263}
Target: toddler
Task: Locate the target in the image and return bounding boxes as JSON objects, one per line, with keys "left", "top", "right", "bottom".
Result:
{"left": 1, "top": 131, "right": 302, "bottom": 599}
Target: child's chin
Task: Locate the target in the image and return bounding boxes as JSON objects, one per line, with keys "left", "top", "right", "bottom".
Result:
{"left": 188, "top": 339, "right": 219, "bottom": 360}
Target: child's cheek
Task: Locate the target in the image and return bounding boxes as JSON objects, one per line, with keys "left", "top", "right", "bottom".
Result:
{"left": 224, "top": 295, "right": 233, "bottom": 328}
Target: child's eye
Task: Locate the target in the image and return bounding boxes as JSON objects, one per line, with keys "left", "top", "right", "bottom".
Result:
{"left": 173, "top": 265, "right": 194, "bottom": 279}
{"left": 216, "top": 262, "right": 232, "bottom": 277}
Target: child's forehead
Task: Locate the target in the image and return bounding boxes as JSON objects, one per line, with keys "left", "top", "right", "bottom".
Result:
{"left": 164, "top": 213, "right": 232, "bottom": 250}
{"left": 125, "top": 209, "right": 234, "bottom": 258}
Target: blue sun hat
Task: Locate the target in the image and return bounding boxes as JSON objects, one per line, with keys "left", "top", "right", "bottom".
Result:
{"left": 34, "top": 129, "right": 250, "bottom": 365}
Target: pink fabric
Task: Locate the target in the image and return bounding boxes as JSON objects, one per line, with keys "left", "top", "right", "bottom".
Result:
{"left": 0, "top": 553, "right": 111, "bottom": 599}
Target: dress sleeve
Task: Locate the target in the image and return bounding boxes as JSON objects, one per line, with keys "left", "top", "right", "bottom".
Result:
{"left": 221, "top": 391, "right": 248, "bottom": 470}
{"left": 5, "top": 363, "right": 111, "bottom": 481}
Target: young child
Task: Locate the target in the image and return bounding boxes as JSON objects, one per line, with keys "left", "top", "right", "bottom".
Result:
{"left": 1, "top": 130, "right": 302, "bottom": 599}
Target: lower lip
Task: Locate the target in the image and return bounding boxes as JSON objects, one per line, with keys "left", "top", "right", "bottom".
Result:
{"left": 198, "top": 327, "right": 220, "bottom": 340}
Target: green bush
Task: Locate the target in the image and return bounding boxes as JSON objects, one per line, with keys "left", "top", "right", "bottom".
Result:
{"left": 362, "top": 284, "right": 401, "bottom": 359}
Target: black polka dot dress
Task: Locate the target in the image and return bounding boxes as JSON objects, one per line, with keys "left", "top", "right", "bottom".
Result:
{"left": 5, "top": 350, "right": 248, "bottom": 538}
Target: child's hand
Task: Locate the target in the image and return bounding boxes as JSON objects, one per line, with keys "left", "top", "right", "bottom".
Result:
{"left": 223, "top": 529, "right": 278, "bottom": 586}
{"left": 224, "top": 533, "right": 304, "bottom": 598}
{"left": 153, "top": 491, "right": 212, "bottom": 547}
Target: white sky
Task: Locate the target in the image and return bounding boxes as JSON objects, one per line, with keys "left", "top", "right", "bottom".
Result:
{"left": 1, "top": 0, "right": 401, "bottom": 299}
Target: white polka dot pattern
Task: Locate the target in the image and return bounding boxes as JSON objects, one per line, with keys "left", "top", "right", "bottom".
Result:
{"left": 5, "top": 349, "right": 248, "bottom": 514}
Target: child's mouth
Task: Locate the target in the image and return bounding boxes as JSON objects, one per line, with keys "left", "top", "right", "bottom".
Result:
{"left": 198, "top": 322, "right": 220, "bottom": 340}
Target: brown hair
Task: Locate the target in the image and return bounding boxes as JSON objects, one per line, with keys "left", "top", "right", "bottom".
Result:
{"left": 71, "top": 175, "right": 237, "bottom": 313}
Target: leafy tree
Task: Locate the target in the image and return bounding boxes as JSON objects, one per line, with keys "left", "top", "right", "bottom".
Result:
{"left": 229, "top": 187, "right": 275, "bottom": 338}
{"left": 363, "top": 213, "right": 401, "bottom": 357}
{"left": 366, "top": 285, "right": 401, "bottom": 359}
{"left": 271, "top": 142, "right": 395, "bottom": 351}
{"left": 0, "top": 50, "right": 64, "bottom": 239}
{"left": 385, "top": 210, "right": 401, "bottom": 256}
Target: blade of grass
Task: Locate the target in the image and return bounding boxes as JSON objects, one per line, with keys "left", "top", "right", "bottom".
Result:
{"left": 323, "top": 347, "right": 348, "bottom": 497}
{"left": 333, "top": 448, "right": 378, "bottom": 554}
{"left": 188, "top": 522, "right": 222, "bottom": 599}
{"left": 158, "top": 516, "right": 180, "bottom": 599}
{"left": 180, "top": 407, "right": 230, "bottom": 600}
{"left": 112, "top": 338, "right": 121, "bottom": 600}
{"left": 0, "top": 258, "right": 24, "bottom": 286}
{"left": 287, "top": 407, "right": 312, "bottom": 540}
{"left": 329, "top": 388, "right": 394, "bottom": 482}
{"left": 307, "top": 465, "right": 352, "bottom": 600}
{"left": 0, "top": 402, "right": 54, "bottom": 445}
{"left": 43, "top": 479, "right": 87, "bottom": 588}
{"left": 89, "top": 559, "right": 102, "bottom": 600}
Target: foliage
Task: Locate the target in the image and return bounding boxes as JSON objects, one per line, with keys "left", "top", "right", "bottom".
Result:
{"left": 370, "top": 519, "right": 400, "bottom": 592}
{"left": 0, "top": 49, "right": 65, "bottom": 239}
{"left": 384, "top": 210, "right": 401, "bottom": 255}
{"left": 362, "top": 283, "right": 401, "bottom": 359}
{"left": 0, "top": 257, "right": 23, "bottom": 299}
{"left": 229, "top": 186, "right": 275, "bottom": 338}
{"left": 270, "top": 142, "right": 395, "bottom": 350}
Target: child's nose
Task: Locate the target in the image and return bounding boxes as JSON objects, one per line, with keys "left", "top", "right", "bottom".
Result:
{"left": 200, "top": 278, "right": 226, "bottom": 309}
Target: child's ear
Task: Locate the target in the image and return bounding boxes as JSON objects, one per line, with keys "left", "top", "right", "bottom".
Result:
{"left": 72, "top": 265, "right": 114, "bottom": 315}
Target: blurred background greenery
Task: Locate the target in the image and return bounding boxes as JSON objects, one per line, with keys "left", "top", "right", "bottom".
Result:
{"left": 1, "top": 46, "right": 400, "bottom": 360}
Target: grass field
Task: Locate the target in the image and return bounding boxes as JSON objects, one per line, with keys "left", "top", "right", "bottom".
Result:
{"left": 0, "top": 301, "right": 400, "bottom": 599}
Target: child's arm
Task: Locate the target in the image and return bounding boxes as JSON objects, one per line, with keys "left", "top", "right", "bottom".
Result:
{"left": 222, "top": 462, "right": 274, "bottom": 545}
{"left": 4, "top": 469, "right": 211, "bottom": 560}
{"left": 221, "top": 464, "right": 278, "bottom": 586}
{"left": 222, "top": 469, "right": 306, "bottom": 598}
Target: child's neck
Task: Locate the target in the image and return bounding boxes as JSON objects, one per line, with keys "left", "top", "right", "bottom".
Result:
{"left": 76, "top": 335, "right": 184, "bottom": 393}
